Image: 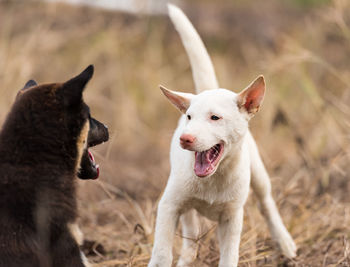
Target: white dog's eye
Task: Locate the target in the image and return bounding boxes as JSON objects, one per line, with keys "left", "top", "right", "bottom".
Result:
{"left": 211, "top": 115, "right": 221, "bottom": 121}
{"left": 187, "top": 115, "right": 191, "bottom": 120}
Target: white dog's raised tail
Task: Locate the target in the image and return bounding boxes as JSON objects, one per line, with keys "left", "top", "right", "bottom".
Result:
{"left": 168, "top": 4, "right": 219, "bottom": 93}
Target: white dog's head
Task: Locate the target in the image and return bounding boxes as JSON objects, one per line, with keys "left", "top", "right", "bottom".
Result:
{"left": 161, "top": 76, "right": 265, "bottom": 178}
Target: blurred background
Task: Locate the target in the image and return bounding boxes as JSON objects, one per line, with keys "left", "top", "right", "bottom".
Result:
{"left": 0, "top": 0, "right": 349, "bottom": 266}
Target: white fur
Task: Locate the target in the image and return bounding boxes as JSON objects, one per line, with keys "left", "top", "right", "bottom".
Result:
{"left": 168, "top": 4, "right": 219, "bottom": 92}
{"left": 148, "top": 4, "right": 296, "bottom": 267}
{"left": 68, "top": 223, "right": 91, "bottom": 267}
{"left": 44, "top": 0, "right": 170, "bottom": 15}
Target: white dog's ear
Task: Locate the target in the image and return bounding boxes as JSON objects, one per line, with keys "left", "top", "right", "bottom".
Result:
{"left": 237, "top": 75, "right": 265, "bottom": 117}
{"left": 160, "top": 85, "right": 193, "bottom": 113}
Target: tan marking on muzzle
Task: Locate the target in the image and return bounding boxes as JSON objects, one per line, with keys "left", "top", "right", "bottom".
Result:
{"left": 75, "top": 121, "right": 89, "bottom": 173}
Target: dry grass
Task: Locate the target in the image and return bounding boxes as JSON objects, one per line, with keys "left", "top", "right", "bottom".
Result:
{"left": 0, "top": 0, "right": 350, "bottom": 266}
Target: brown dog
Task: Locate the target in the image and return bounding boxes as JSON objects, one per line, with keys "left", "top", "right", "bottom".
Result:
{"left": 0, "top": 65, "right": 108, "bottom": 267}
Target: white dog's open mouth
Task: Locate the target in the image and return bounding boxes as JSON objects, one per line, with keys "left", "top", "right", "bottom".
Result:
{"left": 194, "top": 143, "right": 224, "bottom": 177}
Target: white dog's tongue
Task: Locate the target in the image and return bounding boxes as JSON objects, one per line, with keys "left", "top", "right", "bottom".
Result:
{"left": 195, "top": 150, "right": 213, "bottom": 177}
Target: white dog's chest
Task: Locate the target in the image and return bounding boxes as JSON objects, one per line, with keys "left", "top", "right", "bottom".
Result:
{"left": 188, "top": 198, "right": 234, "bottom": 221}
{"left": 183, "top": 172, "right": 250, "bottom": 217}
{"left": 190, "top": 176, "right": 248, "bottom": 203}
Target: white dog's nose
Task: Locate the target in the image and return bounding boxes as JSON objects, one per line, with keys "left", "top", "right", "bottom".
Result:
{"left": 180, "top": 134, "right": 196, "bottom": 150}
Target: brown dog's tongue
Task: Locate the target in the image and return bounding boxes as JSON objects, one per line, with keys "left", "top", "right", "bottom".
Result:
{"left": 88, "top": 150, "right": 99, "bottom": 179}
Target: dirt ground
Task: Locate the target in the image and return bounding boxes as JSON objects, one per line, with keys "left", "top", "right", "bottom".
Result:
{"left": 0, "top": 0, "right": 350, "bottom": 266}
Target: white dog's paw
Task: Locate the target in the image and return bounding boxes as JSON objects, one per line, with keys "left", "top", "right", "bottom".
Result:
{"left": 176, "top": 248, "right": 197, "bottom": 266}
{"left": 176, "top": 257, "right": 195, "bottom": 267}
{"left": 176, "top": 261, "right": 192, "bottom": 267}
{"left": 276, "top": 231, "right": 297, "bottom": 258}
{"left": 148, "top": 261, "right": 171, "bottom": 267}
{"left": 148, "top": 254, "right": 173, "bottom": 267}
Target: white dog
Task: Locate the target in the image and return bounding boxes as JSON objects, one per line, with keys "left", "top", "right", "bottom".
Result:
{"left": 148, "top": 4, "right": 297, "bottom": 267}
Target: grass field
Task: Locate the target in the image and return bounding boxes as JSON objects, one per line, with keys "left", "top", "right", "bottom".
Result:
{"left": 0, "top": 0, "right": 350, "bottom": 266}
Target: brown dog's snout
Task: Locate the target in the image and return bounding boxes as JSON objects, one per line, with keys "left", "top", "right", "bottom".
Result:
{"left": 180, "top": 134, "right": 196, "bottom": 149}
{"left": 88, "top": 117, "right": 109, "bottom": 147}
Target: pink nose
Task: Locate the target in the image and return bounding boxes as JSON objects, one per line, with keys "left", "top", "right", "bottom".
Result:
{"left": 180, "top": 134, "right": 196, "bottom": 145}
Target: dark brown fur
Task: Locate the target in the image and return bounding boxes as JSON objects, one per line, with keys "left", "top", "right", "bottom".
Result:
{"left": 0, "top": 65, "right": 106, "bottom": 267}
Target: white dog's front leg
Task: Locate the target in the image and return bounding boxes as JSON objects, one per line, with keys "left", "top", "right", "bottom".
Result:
{"left": 148, "top": 199, "right": 180, "bottom": 267}
{"left": 217, "top": 207, "right": 243, "bottom": 267}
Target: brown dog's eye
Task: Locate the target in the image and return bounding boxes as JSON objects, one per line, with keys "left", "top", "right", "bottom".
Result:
{"left": 187, "top": 115, "right": 191, "bottom": 120}
{"left": 211, "top": 115, "right": 220, "bottom": 121}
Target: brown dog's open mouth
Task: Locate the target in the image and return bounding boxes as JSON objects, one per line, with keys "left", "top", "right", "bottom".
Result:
{"left": 194, "top": 143, "right": 224, "bottom": 177}
{"left": 78, "top": 149, "right": 100, "bottom": 180}
{"left": 78, "top": 117, "right": 109, "bottom": 180}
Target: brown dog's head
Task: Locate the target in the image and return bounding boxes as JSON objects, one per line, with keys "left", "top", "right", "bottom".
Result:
{"left": 4, "top": 65, "right": 108, "bottom": 180}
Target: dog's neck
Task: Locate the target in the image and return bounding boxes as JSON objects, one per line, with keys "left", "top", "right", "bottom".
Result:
{"left": 199, "top": 132, "right": 248, "bottom": 184}
{"left": 0, "top": 126, "right": 77, "bottom": 172}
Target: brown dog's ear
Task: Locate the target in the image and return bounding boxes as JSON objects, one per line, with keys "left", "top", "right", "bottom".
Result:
{"left": 22, "top": 80, "right": 37, "bottom": 91}
{"left": 160, "top": 85, "right": 194, "bottom": 113}
{"left": 60, "top": 65, "right": 94, "bottom": 107}
{"left": 16, "top": 80, "right": 38, "bottom": 100}
{"left": 237, "top": 75, "right": 265, "bottom": 117}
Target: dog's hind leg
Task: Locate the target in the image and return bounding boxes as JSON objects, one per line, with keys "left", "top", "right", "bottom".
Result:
{"left": 217, "top": 205, "right": 244, "bottom": 267}
{"left": 247, "top": 132, "right": 297, "bottom": 258}
{"left": 176, "top": 209, "right": 200, "bottom": 266}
